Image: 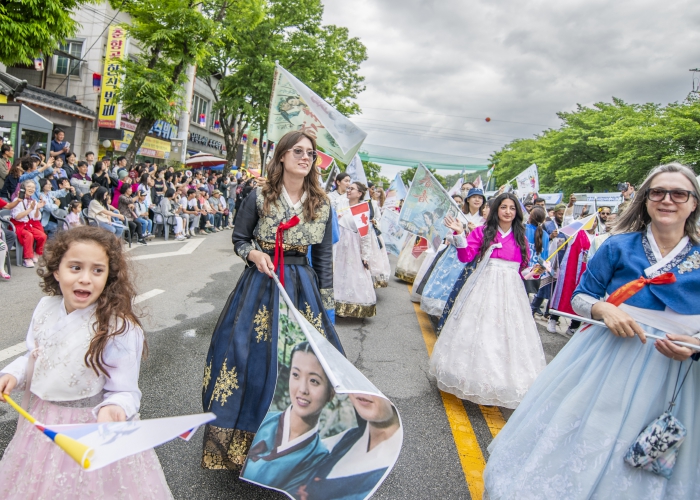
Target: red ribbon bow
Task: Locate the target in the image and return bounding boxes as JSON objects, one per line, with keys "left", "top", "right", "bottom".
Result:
{"left": 273, "top": 215, "right": 300, "bottom": 286}
{"left": 606, "top": 272, "right": 676, "bottom": 306}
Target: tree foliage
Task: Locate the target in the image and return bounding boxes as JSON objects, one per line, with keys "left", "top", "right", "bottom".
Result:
{"left": 491, "top": 97, "right": 700, "bottom": 194}
{"left": 199, "top": 0, "right": 367, "bottom": 175}
{"left": 0, "top": 0, "right": 94, "bottom": 66}
{"left": 400, "top": 166, "right": 447, "bottom": 189}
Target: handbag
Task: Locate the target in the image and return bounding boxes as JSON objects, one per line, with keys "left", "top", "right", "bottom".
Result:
{"left": 223, "top": 208, "right": 230, "bottom": 216}
{"left": 623, "top": 359, "right": 695, "bottom": 479}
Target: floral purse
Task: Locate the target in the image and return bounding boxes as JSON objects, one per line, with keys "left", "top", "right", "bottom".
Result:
{"left": 624, "top": 358, "right": 696, "bottom": 479}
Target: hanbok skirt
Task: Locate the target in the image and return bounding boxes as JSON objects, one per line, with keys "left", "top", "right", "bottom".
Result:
{"left": 429, "top": 259, "right": 546, "bottom": 408}
{"left": 420, "top": 245, "right": 466, "bottom": 317}
{"left": 367, "top": 229, "right": 391, "bottom": 289}
{"left": 0, "top": 395, "right": 172, "bottom": 499}
{"left": 333, "top": 226, "right": 377, "bottom": 318}
{"left": 484, "top": 322, "right": 700, "bottom": 500}
{"left": 394, "top": 237, "right": 427, "bottom": 283}
{"left": 410, "top": 245, "right": 444, "bottom": 303}
{"left": 202, "top": 261, "right": 345, "bottom": 470}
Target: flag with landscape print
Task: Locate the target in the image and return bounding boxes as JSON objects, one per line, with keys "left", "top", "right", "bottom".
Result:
{"left": 267, "top": 64, "right": 367, "bottom": 163}
{"left": 240, "top": 277, "right": 403, "bottom": 500}
{"left": 384, "top": 173, "right": 407, "bottom": 210}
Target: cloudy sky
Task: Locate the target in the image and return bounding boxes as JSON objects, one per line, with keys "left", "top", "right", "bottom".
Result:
{"left": 322, "top": 0, "right": 700, "bottom": 178}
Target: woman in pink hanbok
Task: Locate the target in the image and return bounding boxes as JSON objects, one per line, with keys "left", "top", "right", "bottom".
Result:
{"left": 429, "top": 193, "right": 546, "bottom": 409}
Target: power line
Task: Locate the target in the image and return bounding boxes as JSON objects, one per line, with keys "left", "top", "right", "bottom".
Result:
{"left": 353, "top": 117, "right": 520, "bottom": 140}
{"left": 360, "top": 123, "right": 507, "bottom": 147}
{"left": 362, "top": 106, "right": 551, "bottom": 128}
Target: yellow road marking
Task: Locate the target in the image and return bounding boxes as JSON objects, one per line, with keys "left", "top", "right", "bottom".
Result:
{"left": 410, "top": 288, "right": 486, "bottom": 500}
{"left": 479, "top": 405, "right": 506, "bottom": 438}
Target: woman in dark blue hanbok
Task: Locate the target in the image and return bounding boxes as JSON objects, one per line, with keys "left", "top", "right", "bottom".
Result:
{"left": 202, "top": 131, "right": 345, "bottom": 471}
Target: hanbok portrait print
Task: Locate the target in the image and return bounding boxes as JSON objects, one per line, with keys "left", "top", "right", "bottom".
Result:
{"left": 240, "top": 290, "right": 403, "bottom": 499}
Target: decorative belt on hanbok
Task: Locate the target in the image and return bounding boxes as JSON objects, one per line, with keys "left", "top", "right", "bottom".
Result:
{"left": 256, "top": 238, "right": 308, "bottom": 254}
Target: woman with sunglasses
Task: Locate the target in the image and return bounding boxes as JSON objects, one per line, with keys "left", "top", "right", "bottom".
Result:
{"left": 202, "top": 131, "right": 345, "bottom": 473}
{"left": 485, "top": 163, "right": 700, "bottom": 499}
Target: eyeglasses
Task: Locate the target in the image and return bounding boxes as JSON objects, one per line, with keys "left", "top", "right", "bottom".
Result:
{"left": 288, "top": 147, "right": 318, "bottom": 163}
{"left": 646, "top": 188, "right": 697, "bottom": 203}
{"left": 346, "top": 187, "right": 357, "bottom": 192}
{"left": 599, "top": 211, "right": 611, "bottom": 216}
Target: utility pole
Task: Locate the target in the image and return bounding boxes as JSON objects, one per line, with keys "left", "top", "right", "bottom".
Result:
{"left": 690, "top": 68, "right": 700, "bottom": 93}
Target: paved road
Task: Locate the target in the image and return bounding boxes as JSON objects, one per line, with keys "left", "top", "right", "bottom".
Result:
{"left": 0, "top": 231, "right": 570, "bottom": 499}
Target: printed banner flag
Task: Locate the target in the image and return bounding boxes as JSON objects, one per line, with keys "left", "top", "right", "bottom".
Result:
{"left": 473, "top": 175, "right": 483, "bottom": 189}
{"left": 324, "top": 163, "right": 340, "bottom": 193}
{"left": 316, "top": 150, "right": 334, "bottom": 170}
{"left": 411, "top": 237, "right": 429, "bottom": 258}
{"left": 515, "top": 164, "right": 539, "bottom": 196}
{"left": 380, "top": 209, "right": 409, "bottom": 256}
{"left": 398, "top": 164, "right": 467, "bottom": 250}
{"left": 558, "top": 213, "right": 597, "bottom": 238}
{"left": 384, "top": 173, "right": 407, "bottom": 210}
{"left": 350, "top": 202, "right": 370, "bottom": 237}
{"left": 345, "top": 154, "right": 369, "bottom": 189}
{"left": 44, "top": 413, "right": 215, "bottom": 470}
{"left": 240, "top": 284, "right": 403, "bottom": 499}
{"left": 447, "top": 176, "right": 463, "bottom": 196}
{"left": 267, "top": 64, "right": 367, "bottom": 163}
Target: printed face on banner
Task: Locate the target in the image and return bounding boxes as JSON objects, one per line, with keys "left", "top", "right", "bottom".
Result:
{"left": 380, "top": 209, "right": 409, "bottom": 256}
{"left": 241, "top": 299, "right": 403, "bottom": 500}
{"left": 398, "top": 165, "right": 466, "bottom": 250}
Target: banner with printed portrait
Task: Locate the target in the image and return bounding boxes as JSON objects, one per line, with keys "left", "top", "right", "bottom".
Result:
{"left": 379, "top": 209, "right": 409, "bottom": 256}
{"left": 398, "top": 164, "right": 467, "bottom": 250}
{"left": 267, "top": 64, "right": 367, "bottom": 164}
{"left": 240, "top": 287, "right": 403, "bottom": 500}
{"left": 384, "top": 173, "right": 407, "bottom": 211}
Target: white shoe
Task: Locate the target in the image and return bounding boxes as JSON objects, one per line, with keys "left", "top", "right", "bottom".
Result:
{"left": 175, "top": 235, "right": 185, "bottom": 241}
{"left": 24, "top": 259, "right": 35, "bottom": 268}
{"left": 547, "top": 318, "right": 558, "bottom": 333}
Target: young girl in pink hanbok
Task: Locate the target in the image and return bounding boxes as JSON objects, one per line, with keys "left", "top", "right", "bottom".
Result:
{"left": 430, "top": 193, "right": 546, "bottom": 409}
{"left": 0, "top": 226, "right": 172, "bottom": 499}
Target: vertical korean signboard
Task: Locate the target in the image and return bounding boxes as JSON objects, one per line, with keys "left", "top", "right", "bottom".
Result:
{"left": 98, "top": 26, "right": 128, "bottom": 129}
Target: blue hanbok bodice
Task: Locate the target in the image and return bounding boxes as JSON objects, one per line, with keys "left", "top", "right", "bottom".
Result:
{"left": 241, "top": 410, "right": 328, "bottom": 493}
{"left": 573, "top": 230, "right": 700, "bottom": 313}
{"left": 525, "top": 223, "right": 550, "bottom": 268}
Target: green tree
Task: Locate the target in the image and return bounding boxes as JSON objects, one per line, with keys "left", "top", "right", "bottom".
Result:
{"left": 112, "top": 0, "right": 263, "bottom": 165}
{"left": 363, "top": 161, "right": 389, "bottom": 187}
{"left": 0, "top": 0, "right": 94, "bottom": 66}
{"left": 200, "top": 0, "right": 367, "bottom": 176}
{"left": 490, "top": 97, "right": 700, "bottom": 195}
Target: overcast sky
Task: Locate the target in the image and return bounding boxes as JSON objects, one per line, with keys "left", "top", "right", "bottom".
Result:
{"left": 322, "top": 0, "right": 700, "bottom": 179}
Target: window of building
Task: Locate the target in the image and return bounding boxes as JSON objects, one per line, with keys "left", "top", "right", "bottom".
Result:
{"left": 191, "top": 94, "right": 209, "bottom": 128}
{"left": 54, "top": 41, "right": 83, "bottom": 76}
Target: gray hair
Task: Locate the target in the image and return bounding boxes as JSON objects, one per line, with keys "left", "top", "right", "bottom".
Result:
{"left": 611, "top": 162, "right": 700, "bottom": 243}
{"left": 22, "top": 180, "right": 36, "bottom": 191}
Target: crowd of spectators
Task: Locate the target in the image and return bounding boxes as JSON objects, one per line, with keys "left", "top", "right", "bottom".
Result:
{"left": 0, "top": 128, "right": 260, "bottom": 278}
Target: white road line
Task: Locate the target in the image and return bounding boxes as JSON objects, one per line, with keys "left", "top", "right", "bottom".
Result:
{"left": 134, "top": 289, "right": 165, "bottom": 304}
{"left": 130, "top": 238, "right": 205, "bottom": 261}
{"left": 124, "top": 239, "right": 189, "bottom": 252}
{"left": 0, "top": 288, "right": 166, "bottom": 362}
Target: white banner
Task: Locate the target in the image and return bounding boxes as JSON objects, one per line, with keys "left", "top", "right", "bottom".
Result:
{"left": 515, "top": 164, "right": 539, "bottom": 196}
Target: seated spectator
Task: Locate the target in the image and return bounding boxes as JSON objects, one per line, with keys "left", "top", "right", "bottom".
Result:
{"left": 52, "top": 156, "right": 67, "bottom": 180}
{"left": 134, "top": 190, "right": 154, "bottom": 239}
{"left": 182, "top": 188, "right": 202, "bottom": 236}
{"left": 209, "top": 189, "right": 227, "bottom": 230}
{"left": 13, "top": 156, "right": 52, "bottom": 201}
{"left": 157, "top": 188, "right": 187, "bottom": 241}
{"left": 117, "top": 183, "right": 146, "bottom": 244}
{"left": 56, "top": 177, "right": 79, "bottom": 209}
{"left": 197, "top": 188, "right": 215, "bottom": 233}
{"left": 88, "top": 186, "right": 125, "bottom": 238}
{"left": 0, "top": 159, "right": 23, "bottom": 201}
{"left": 65, "top": 201, "right": 83, "bottom": 228}
{"left": 38, "top": 178, "right": 68, "bottom": 237}
{"left": 10, "top": 181, "right": 47, "bottom": 267}
{"left": 80, "top": 182, "right": 100, "bottom": 212}
{"left": 92, "top": 161, "right": 111, "bottom": 188}
{"left": 63, "top": 151, "right": 77, "bottom": 179}
{"left": 0, "top": 143, "right": 13, "bottom": 192}
{"left": 0, "top": 196, "right": 20, "bottom": 268}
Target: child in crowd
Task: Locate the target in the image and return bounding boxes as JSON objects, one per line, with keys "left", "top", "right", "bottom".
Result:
{"left": 65, "top": 200, "right": 83, "bottom": 228}
{"left": 0, "top": 226, "right": 172, "bottom": 498}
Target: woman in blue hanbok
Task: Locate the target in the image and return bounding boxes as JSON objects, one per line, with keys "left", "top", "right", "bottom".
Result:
{"left": 485, "top": 163, "right": 700, "bottom": 499}
{"left": 202, "top": 131, "right": 345, "bottom": 471}
{"left": 420, "top": 188, "right": 486, "bottom": 316}
{"left": 242, "top": 343, "right": 334, "bottom": 493}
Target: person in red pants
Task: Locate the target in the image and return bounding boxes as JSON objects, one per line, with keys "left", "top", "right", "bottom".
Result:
{"left": 10, "top": 181, "right": 47, "bottom": 268}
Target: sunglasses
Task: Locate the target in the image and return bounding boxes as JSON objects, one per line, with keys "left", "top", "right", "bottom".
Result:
{"left": 646, "top": 188, "right": 697, "bottom": 204}
{"left": 288, "top": 147, "right": 318, "bottom": 163}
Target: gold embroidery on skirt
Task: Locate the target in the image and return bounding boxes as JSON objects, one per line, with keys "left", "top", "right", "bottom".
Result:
{"left": 302, "top": 303, "right": 326, "bottom": 337}
{"left": 394, "top": 269, "right": 416, "bottom": 283}
{"left": 335, "top": 302, "right": 377, "bottom": 318}
{"left": 202, "top": 361, "right": 212, "bottom": 392}
{"left": 201, "top": 425, "right": 255, "bottom": 471}
{"left": 256, "top": 239, "right": 308, "bottom": 254}
{"left": 373, "top": 276, "right": 389, "bottom": 288}
{"left": 209, "top": 358, "right": 239, "bottom": 408}
{"left": 254, "top": 305, "right": 271, "bottom": 342}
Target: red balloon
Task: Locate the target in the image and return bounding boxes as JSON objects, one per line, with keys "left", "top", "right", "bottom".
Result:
{"left": 485, "top": 117, "right": 491, "bottom": 122}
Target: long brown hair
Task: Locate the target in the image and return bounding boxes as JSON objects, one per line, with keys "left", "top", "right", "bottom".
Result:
{"left": 527, "top": 206, "right": 547, "bottom": 254}
{"left": 477, "top": 193, "right": 528, "bottom": 267}
{"left": 611, "top": 162, "right": 700, "bottom": 244}
{"left": 262, "top": 131, "right": 328, "bottom": 220}
{"left": 37, "top": 226, "right": 145, "bottom": 376}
